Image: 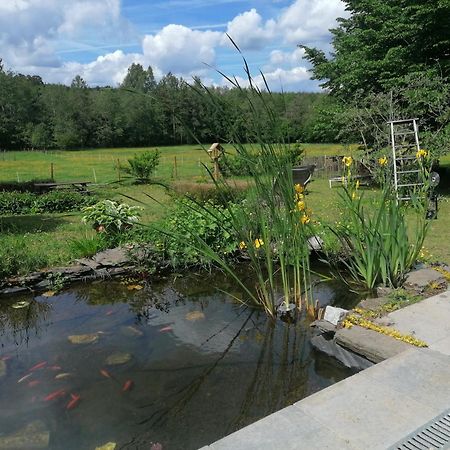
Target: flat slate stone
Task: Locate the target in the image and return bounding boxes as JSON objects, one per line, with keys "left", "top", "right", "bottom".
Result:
{"left": 311, "top": 319, "right": 337, "bottom": 334}
{"left": 357, "top": 297, "right": 389, "bottom": 311}
{"left": 404, "top": 268, "right": 446, "bottom": 290}
{"left": 335, "top": 326, "right": 412, "bottom": 363}
{"left": 0, "top": 286, "right": 28, "bottom": 295}
{"left": 93, "top": 247, "right": 130, "bottom": 267}
{"left": 311, "top": 334, "right": 373, "bottom": 371}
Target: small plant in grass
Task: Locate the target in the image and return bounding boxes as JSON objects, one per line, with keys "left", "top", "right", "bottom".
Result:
{"left": 123, "top": 149, "right": 160, "bottom": 183}
{"left": 69, "top": 234, "right": 109, "bottom": 258}
{"left": 81, "top": 200, "right": 142, "bottom": 234}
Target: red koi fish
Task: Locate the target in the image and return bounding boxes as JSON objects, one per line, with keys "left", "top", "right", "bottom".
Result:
{"left": 44, "top": 389, "right": 66, "bottom": 402}
{"left": 29, "top": 361, "right": 47, "bottom": 371}
{"left": 159, "top": 326, "right": 172, "bottom": 333}
{"left": 28, "top": 380, "right": 41, "bottom": 388}
{"left": 122, "top": 380, "right": 134, "bottom": 392}
{"left": 100, "top": 369, "right": 111, "bottom": 378}
{"left": 66, "top": 393, "right": 81, "bottom": 410}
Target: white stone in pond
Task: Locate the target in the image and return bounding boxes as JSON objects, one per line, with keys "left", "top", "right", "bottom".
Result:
{"left": 323, "top": 306, "right": 348, "bottom": 326}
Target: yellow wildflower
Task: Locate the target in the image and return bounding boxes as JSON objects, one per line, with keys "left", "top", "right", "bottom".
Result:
{"left": 378, "top": 155, "right": 388, "bottom": 166}
{"left": 352, "top": 191, "right": 357, "bottom": 200}
{"left": 296, "top": 200, "right": 305, "bottom": 211}
{"left": 294, "top": 184, "right": 304, "bottom": 194}
{"left": 300, "top": 214, "right": 310, "bottom": 225}
{"left": 416, "top": 149, "right": 427, "bottom": 159}
{"left": 239, "top": 241, "right": 247, "bottom": 250}
{"left": 254, "top": 238, "right": 264, "bottom": 249}
{"left": 342, "top": 156, "right": 353, "bottom": 167}
{"left": 355, "top": 180, "right": 360, "bottom": 189}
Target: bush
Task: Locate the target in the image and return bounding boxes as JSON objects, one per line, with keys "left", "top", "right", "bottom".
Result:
{"left": 81, "top": 199, "right": 142, "bottom": 234}
{"left": 0, "top": 191, "right": 97, "bottom": 215}
{"left": 123, "top": 149, "right": 160, "bottom": 182}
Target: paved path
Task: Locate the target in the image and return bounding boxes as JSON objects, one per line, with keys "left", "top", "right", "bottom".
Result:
{"left": 202, "top": 290, "right": 450, "bottom": 449}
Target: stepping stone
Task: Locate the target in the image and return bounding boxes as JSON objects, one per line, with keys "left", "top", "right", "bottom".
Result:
{"left": 335, "top": 326, "right": 412, "bottom": 363}
{"left": 105, "top": 352, "right": 132, "bottom": 366}
{"left": 68, "top": 333, "right": 99, "bottom": 344}
{"left": 404, "top": 268, "right": 446, "bottom": 291}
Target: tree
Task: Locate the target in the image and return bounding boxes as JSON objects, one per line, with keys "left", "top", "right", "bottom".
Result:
{"left": 301, "top": 0, "right": 450, "bottom": 98}
{"left": 121, "top": 63, "right": 156, "bottom": 93}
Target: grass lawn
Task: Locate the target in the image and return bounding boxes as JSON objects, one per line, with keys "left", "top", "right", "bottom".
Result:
{"left": 0, "top": 146, "right": 448, "bottom": 277}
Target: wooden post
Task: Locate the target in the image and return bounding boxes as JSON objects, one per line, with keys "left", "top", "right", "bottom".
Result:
{"left": 50, "top": 163, "right": 54, "bottom": 181}
{"left": 173, "top": 156, "right": 178, "bottom": 179}
{"left": 92, "top": 168, "right": 97, "bottom": 183}
{"left": 117, "top": 158, "right": 121, "bottom": 181}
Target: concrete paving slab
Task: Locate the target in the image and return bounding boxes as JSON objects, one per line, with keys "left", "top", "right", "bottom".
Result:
{"left": 206, "top": 406, "right": 359, "bottom": 450}
{"left": 293, "top": 362, "right": 437, "bottom": 449}
{"left": 430, "top": 336, "right": 450, "bottom": 356}
{"left": 387, "top": 293, "right": 450, "bottom": 344}
{"left": 363, "top": 348, "right": 450, "bottom": 411}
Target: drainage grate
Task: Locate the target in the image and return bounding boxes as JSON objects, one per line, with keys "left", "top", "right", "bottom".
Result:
{"left": 389, "top": 409, "right": 450, "bottom": 450}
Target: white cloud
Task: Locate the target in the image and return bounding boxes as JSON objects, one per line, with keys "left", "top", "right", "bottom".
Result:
{"left": 142, "top": 25, "right": 222, "bottom": 74}
{"left": 224, "top": 9, "right": 276, "bottom": 50}
{"left": 269, "top": 47, "right": 305, "bottom": 67}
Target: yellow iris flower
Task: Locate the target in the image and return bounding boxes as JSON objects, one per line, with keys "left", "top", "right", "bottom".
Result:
{"left": 378, "top": 156, "right": 388, "bottom": 166}
{"left": 254, "top": 238, "right": 264, "bottom": 249}
{"left": 416, "top": 149, "right": 427, "bottom": 159}
{"left": 300, "top": 215, "right": 310, "bottom": 225}
{"left": 239, "top": 241, "right": 247, "bottom": 250}
{"left": 342, "top": 156, "right": 353, "bottom": 167}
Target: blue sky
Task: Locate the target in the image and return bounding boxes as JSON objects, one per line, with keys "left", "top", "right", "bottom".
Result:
{"left": 0, "top": 0, "right": 347, "bottom": 91}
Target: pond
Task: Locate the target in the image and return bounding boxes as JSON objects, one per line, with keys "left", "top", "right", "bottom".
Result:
{"left": 0, "top": 271, "right": 359, "bottom": 449}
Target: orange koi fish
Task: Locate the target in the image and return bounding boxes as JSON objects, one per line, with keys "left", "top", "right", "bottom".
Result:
{"left": 44, "top": 389, "right": 66, "bottom": 402}
{"left": 159, "top": 326, "right": 172, "bottom": 333}
{"left": 66, "top": 393, "right": 81, "bottom": 410}
{"left": 28, "top": 380, "right": 41, "bottom": 388}
{"left": 122, "top": 380, "right": 134, "bottom": 392}
{"left": 100, "top": 369, "right": 111, "bottom": 378}
{"left": 29, "top": 361, "right": 47, "bottom": 371}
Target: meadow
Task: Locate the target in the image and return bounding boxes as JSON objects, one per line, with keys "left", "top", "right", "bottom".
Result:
{"left": 0, "top": 144, "right": 448, "bottom": 277}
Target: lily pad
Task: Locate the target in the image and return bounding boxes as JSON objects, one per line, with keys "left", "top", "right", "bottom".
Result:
{"left": 185, "top": 311, "right": 205, "bottom": 321}
{"left": 105, "top": 352, "right": 132, "bottom": 366}
{"left": 95, "top": 443, "right": 116, "bottom": 450}
{"left": 11, "top": 301, "right": 30, "bottom": 309}
{"left": 68, "top": 334, "right": 99, "bottom": 345}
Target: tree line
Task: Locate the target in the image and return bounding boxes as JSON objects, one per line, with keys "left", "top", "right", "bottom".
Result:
{"left": 0, "top": 62, "right": 333, "bottom": 151}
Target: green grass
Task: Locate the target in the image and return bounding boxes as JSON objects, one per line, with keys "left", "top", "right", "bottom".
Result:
{"left": 0, "top": 146, "right": 448, "bottom": 278}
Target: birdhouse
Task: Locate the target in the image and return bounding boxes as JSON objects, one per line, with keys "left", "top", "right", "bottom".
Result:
{"left": 208, "top": 143, "right": 223, "bottom": 161}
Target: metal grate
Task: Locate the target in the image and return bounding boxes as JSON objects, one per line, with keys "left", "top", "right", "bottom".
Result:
{"left": 389, "top": 409, "right": 450, "bottom": 449}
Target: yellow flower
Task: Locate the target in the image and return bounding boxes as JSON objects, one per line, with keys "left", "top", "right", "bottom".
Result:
{"left": 378, "top": 156, "right": 388, "bottom": 166}
{"left": 294, "top": 184, "right": 304, "bottom": 194}
{"left": 254, "top": 238, "right": 264, "bottom": 249}
{"left": 300, "top": 214, "right": 310, "bottom": 225}
{"left": 296, "top": 200, "right": 305, "bottom": 211}
{"left": 416, "top": 149, "right": 428, "bottom": 159}
{"left": 342, "top": 156, "right": 353, "bottom": 167}
{"left": 239, "top": 241, "right": 247, "bottom": 250}
{"left": 352, "top": 191, "right": 357, "bottom": 200}
{"left": 355, "top": 180, "right": 360, "bottom": 189}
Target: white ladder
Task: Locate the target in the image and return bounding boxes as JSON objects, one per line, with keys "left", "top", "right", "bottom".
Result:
{"left": 389, "top": 118, "right": 423, "bottom": 201}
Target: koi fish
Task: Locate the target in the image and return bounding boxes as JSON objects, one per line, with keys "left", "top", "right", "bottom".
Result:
{"left": 122, "top": 380, "right": 134, "bottom": 392}
{"left": 48, "top": 365, "right": 62, "bottom": 371}
{"left": 17, "top": 373, "right": 33, "bottom": 384}
{"left": 105, "top": 310, "right": 114, "bottom": 316}
{"left": 29, "top": 361, "right": 47, "bottom": 371}
{"left": 44, "top": 389, "right": 66, "bottom": 402}
{"left": 151, "top": 443, "right": 163, "bottom": 450}
{"left": 1, "top": 355, "right": 12, "bottom": 361}
{"left": 66, "top": 393, "right": 81, "bottom": 410}
{"left": 28, "top": 380, "right": 41, "bottom": 388}
{"left": 55, "top": 373, "right": 71, "bottom": 380}
{"left": 100, "top": 369, "right": 111, "bottom": 378}
{"left": 159, "top": 326, "right": 172, "bottom": 333}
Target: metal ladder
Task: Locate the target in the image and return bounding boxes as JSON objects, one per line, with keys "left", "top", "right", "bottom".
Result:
{"left": 389, "top": 118, "right": 423, "bottom": 201}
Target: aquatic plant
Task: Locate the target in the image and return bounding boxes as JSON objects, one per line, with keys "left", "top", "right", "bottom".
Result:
{"left": 324, "top": 154, "right": 430, "bottom": 290}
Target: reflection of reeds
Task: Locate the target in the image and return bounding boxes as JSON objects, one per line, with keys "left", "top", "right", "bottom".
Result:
{"left": 0, "top": 299, "right": 52, "bottom": 347}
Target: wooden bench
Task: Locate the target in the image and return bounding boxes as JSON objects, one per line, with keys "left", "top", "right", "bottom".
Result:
{"left": 33, "top": 181, "right": 93, "bottom": 194}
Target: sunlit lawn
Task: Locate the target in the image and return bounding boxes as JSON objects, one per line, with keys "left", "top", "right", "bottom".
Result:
{"left": 0, "top": 147, "right": 448, "bottom": 275}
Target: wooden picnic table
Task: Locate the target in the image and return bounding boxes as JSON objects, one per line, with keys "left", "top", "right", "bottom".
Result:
{"left": 33, "top": 181, "right": 93, "bottom": 194}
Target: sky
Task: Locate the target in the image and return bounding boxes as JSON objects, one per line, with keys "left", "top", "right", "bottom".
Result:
{"left": 0, "top": 0, "right": 348, "bottom": 92}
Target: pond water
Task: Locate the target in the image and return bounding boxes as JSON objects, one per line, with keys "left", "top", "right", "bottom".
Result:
{"left": 0, "top": 271, "right": 359, "bottom": 449}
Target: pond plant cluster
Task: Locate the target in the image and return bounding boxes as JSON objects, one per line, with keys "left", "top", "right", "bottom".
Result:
{"left": 79, "top": 70, "right": 433, "bottom": 323}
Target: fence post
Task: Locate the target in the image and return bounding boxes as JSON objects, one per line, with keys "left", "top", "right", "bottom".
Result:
{"left": 173, "top": 156, "right": 178, "bottom": 179}
{"left": 117, "top": 158, "right": 121, "bottom": 182}
{"left": 50, "top": 162, "right": 54, "bottom": 181}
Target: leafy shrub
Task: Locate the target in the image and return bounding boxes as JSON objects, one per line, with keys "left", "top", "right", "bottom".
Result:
{"left": 147, "top": 198, "right": 240, "bottom": 268}
{"left": 81, "top": 199, "right": 142, "bottom": 233}
{"left": 123, "top": 149, "right": 160, "bottom": 182}
{"left": 0, "top": 191, "right": 97, "bottom": 215}
{"left": 0, "top": 179, "right": 53, "bottom": 193}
